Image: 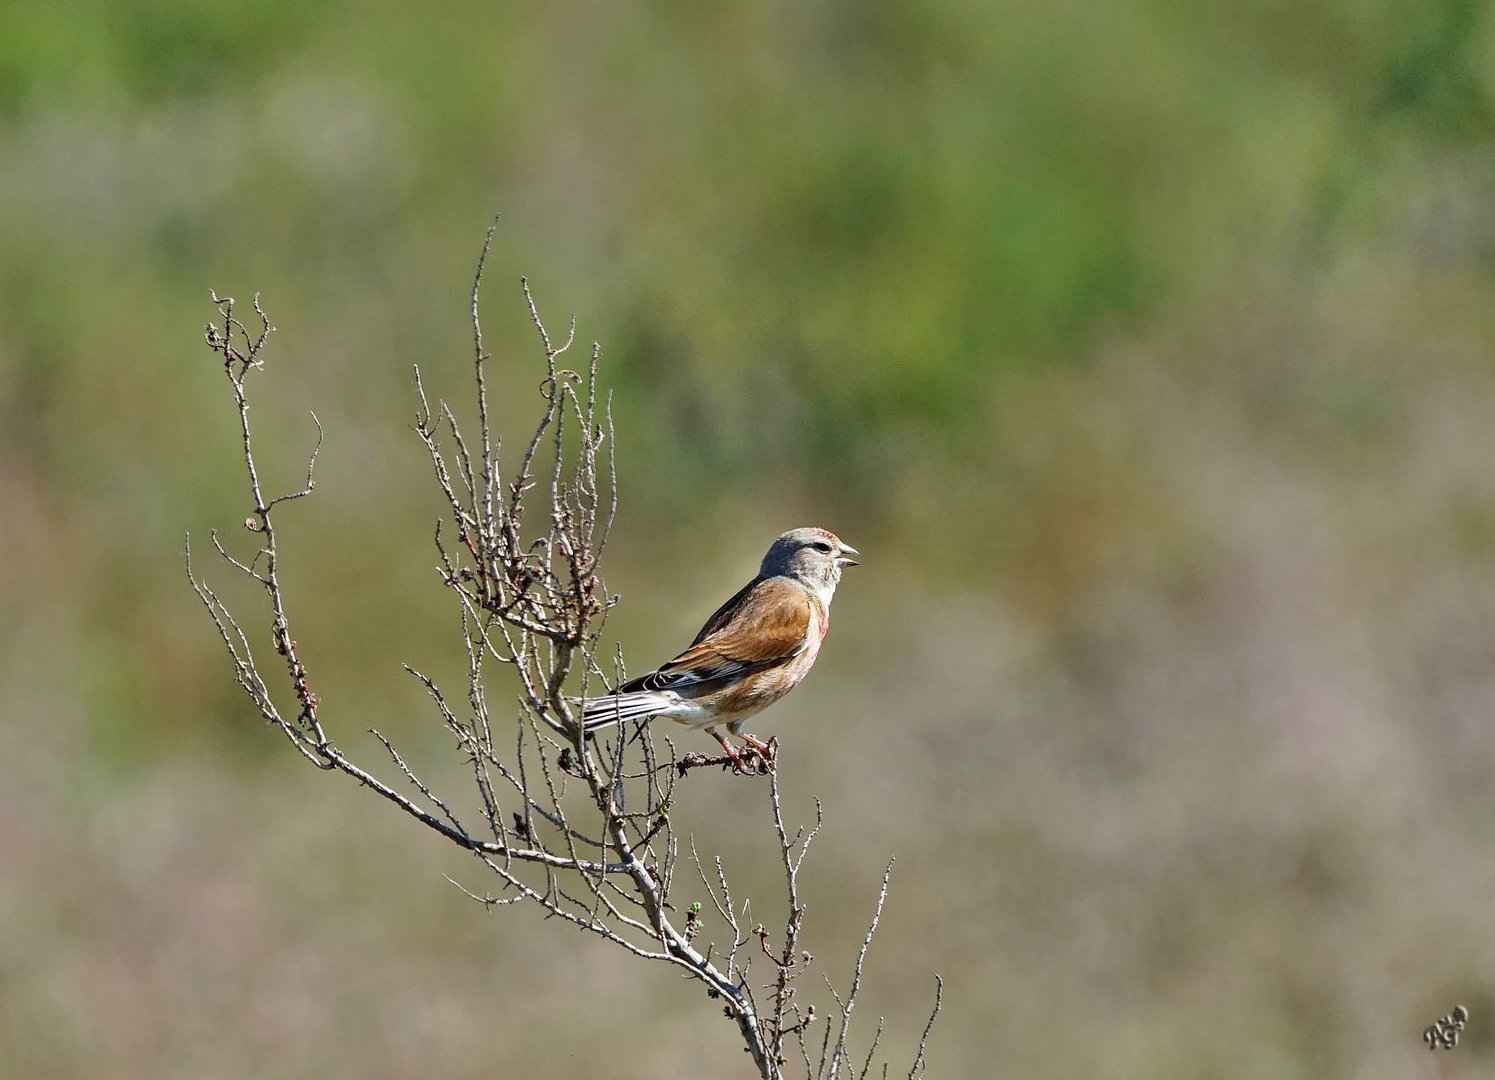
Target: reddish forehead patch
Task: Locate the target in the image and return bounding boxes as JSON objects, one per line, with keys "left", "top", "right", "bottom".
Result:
{"left": 807, "top": 527, "right": 837, "bottom": 542}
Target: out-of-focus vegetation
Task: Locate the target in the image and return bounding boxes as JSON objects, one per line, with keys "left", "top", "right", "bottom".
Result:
{"left": 2, "top": 1, "right": 1493, "bottom": 1076}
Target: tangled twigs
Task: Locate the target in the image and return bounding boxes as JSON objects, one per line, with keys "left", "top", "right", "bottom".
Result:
{"left": 185, "top": 222, "right": 939, "bottom": 1079}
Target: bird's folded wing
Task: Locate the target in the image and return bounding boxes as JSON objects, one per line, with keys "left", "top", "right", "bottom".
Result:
{"left": 619, "top": 577, "right": 813, "bottom": 695}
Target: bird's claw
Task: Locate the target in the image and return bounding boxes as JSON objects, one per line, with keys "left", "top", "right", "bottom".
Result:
{"left": 728, "top": 735, "right": 776, "bottom": 775}
{"left": 706, "top": 733, "right": 776, "bottom": 775}
{"left": 738, "top": 733, "right": 777, "bottom": 764}
{"left": 722, "top": 744, "right": 766, "bottom": 775}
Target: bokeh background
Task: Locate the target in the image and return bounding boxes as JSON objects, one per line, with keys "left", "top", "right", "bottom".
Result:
{"left": 3, "top": 2, "right": 1494, "bottom": 1076}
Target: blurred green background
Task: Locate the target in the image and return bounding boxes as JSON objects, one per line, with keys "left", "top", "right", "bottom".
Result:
{"left": 3, "top": 1, "right": 1494, "bottom": 1076}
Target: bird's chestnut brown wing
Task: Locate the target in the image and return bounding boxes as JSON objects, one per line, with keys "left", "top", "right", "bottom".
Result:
{"left": 617, "top": 577, "right": 813, "bottom": 696}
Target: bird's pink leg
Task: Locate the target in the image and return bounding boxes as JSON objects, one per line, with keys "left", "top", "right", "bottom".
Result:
{"left": 708, "top": 728, "right": 754, "bottom": 772}
{"left": 738, "top": 733, "right": 777, "bottom": 762}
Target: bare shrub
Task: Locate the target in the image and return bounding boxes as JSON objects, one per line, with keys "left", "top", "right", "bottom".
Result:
{"left": 186, "top": 221, "right": 940, "bottom": 1079}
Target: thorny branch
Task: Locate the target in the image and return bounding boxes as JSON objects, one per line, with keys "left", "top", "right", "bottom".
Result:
{"left": 186, "top": 220, "right": 939, "bottom": 1078}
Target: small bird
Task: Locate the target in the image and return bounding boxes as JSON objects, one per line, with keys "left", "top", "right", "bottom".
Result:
{"left": 579, "top": 527, "right": 859, "bottom": 770}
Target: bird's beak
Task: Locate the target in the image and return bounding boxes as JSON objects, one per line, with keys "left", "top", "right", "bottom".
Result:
{"left": 836, "top": 543, "right": 860, "bottom": 567}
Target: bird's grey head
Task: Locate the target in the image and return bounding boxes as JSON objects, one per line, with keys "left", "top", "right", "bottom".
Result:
{"left": 760, "top": 527, "right": 860, "bottom": 601}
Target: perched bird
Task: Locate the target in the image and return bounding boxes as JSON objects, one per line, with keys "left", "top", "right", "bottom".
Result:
{"left": 579, "top": 527, "right": 859, "bottom": 770}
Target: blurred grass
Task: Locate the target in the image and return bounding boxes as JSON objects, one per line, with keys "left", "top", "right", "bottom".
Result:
{"left": 2, "top": 0, "right": 1494, "bottom": 1076}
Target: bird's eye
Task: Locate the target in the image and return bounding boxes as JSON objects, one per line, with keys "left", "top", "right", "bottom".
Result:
{"left": 812, "top": 541, "right": 832, "bottom": 553}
